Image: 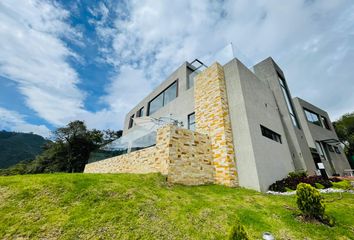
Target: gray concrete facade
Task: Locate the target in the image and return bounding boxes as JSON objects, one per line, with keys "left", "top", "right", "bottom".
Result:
{"left": 122, "top": 57, "right": 350, "bottom": 191}
{"left": 293, "top": 97, "right": 351, "bottom": 176}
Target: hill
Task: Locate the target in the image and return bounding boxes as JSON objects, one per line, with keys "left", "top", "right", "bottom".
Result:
{"left": 0, "top": 130, "right": 48, "bottom": 169}
{"left": 0, "top": 173, "right": 353, "bottom": 239}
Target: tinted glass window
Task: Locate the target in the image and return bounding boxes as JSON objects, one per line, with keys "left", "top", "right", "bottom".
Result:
{"left": 164, "top": 81, "right": 177, "bottom": 104}
{"left": 304, "top": 109, "right": 322, "bottom": 126}
{"left": 128, "top": 114, "right": 135, "bottom": 129}
{"left": 278, "top": 75, "right": 299, "bottom": 128}
{"left": 321, "top": 116, "right": 331, "bottom": 130}
{"left": 137, "top": 107, "right": 144, "bottom": 117}
{"left": 188, "top": 113, "right": 195, "bottom": 131}
{"left": 149, "top": 93, "right": 164, "bottom": 115}
{"left": 260, "top": 125, "right": 282, "bottom": 143}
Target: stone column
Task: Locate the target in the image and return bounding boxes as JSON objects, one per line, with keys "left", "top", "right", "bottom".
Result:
{"left": 194, "top": 62, "right": 238, "bottom": 186}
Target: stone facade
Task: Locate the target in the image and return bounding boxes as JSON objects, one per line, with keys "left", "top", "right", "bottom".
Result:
{"left": 194, "top": 62, "right": 238, "bottom": 186}
{"left": 84, "top": 125, "right": 214, "bottom": 185}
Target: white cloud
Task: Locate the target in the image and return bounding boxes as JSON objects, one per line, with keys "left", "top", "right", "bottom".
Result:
{"left": 0, "top": 107, "right": 51, "bottom": 138}
{"left": 99, "top": 0, "right": 354, "bottom": 121}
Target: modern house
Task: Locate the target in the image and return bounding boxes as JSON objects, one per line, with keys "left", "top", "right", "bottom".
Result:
{"left": 84, "top": 56, "right": 351, "bottom": 192}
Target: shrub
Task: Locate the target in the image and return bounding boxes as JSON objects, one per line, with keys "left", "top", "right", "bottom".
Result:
{"left": 315, "top": 183, "right": 325, "bottom": 189}
{"left": 268, "top": 173, "right": 333, "bottom": 192}
{"left": 331, "top": 180, "right": 353, "bottom": 190}
{"left": 288, "top": 171, "right": 307, "bottom": 178}
{"left": 296, "top": 183, "right": 325, "bottom": 220}
{"left": 228, "top": 220, "right": 249, "bottom": 240}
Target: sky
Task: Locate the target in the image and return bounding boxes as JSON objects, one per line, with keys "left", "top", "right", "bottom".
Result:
{"left": 0, "top": 0, "right": 353, "bottom": 138}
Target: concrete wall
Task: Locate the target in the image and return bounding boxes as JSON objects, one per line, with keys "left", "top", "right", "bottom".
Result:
{"left": 123, "top": 62, "right": 195, "bottom": 134}
{"left": 84, "top": 125, "right": 214, "bottom": 185}
{"left": 224, "top": 59, "right": 295, "bottom": 192}
{"left": 253, "top": 58, "right": 315, "bottom": 175}
{"left": 293, "top": 97, "right": 351, "bottom": 176}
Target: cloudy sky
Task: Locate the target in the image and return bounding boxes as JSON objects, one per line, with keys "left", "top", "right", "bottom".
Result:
{"left": 0, "top": 0, "right": 353, "bottom": 138}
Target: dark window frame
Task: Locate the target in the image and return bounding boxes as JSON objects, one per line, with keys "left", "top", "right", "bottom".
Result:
{"left": 277, "top": 73, "right": 300, "bottom": 129}
{"left": 147, "top": 80, "right": 178, "bottom": 116}
{"left": 137, "top": 107, "right": 144, "bottom": 117}
{"left": 128, "top": 114, "right": 135, "bottom": 129}
{"left": 321, "top": 116, "right": 331, "bottom": 130}
{"left": 260, "top": 125, "right": 282, "bottom": 143}
{"left": 188, "top": 112, "right": 196, "bottom": 131}
{"left": 304, "top": 108, "right": 322, "bottom": 127}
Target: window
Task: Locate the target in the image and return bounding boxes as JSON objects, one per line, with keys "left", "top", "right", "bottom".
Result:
{"left": 315, "top": 141, "right": 327, "bottom": 160}
{"left": 278, "top": 74, "right": 299, "bottom": 128}
{"left": 148, "top": 81, "right": 178, "bottom": 115}
{"left": 328, "top": 145, "right": 334, "bottom": 152}
{"left": 334, "top": 146, "right": 341, "bottom": 154}
{"left": 188, "top": 113, "right": 195, "bottom": 131}
{"left": 304, "top": 108, "right": 322, "bottom": 126}
{"left": 128, "top": 114, "right": 135, "bottom": 129}
{"left": 260, "top": 125, "right": 282, "bottom": 143}
{"left": 321, "top": 116, "right": 331, "bottom": 130}
{"left": 137, "top": 107, "right": 144, "bottom": 117}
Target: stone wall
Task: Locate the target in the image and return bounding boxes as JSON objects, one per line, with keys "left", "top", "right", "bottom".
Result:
{"left": 84, "top": 125, "right": 214, "bottom": 185}
{"left": 194, "top": 62, "right": 238, "bottom": 186}
{"left": 167, "top": 127, "right": 214, "bottom": 185}
{"left": 83, "top": 146, "right": 162, "bottom": 174}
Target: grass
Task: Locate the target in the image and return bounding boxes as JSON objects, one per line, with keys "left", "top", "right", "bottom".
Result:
{"left": 0, "top": 173, "right": 353, "bottom": 240}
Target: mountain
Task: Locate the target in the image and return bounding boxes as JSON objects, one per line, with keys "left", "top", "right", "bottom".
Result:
{"left": 0, "top": 130, "right": 49, "bottom": 169}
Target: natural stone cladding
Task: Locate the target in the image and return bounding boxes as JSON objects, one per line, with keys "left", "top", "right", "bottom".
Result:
{"left": 84, "top": 125, "right": 214, "bottom": 185}
{"left": 194, "top": 62, "right": 238, "bottom": 186}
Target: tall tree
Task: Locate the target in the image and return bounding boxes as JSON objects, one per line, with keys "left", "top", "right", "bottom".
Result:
{"left": 333, "top": 112, "right": 354, "bottom": 168}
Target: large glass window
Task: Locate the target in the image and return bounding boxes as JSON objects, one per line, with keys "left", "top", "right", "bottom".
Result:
{"left": 188, "top": 112, "right": 195, "bottom": 131}
{"left": 278, "top": 74, "right": 299, "bottom": 128}
{"left": 304, "top": 108, "right": 322, "bottom": 126}
{"left": 148, "top": 81, "right": 178, "bottom": 115}
{"left": 260, "top": 125, "right": 282, "bottom": 143}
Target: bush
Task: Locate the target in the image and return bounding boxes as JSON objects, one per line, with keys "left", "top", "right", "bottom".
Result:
{"left": 315, "top": 183, "right": 325, "bottom": 189}
{"left": 288, "top": 171, "right": 307, "bottom": 178}
{"left": 228, "top": 220, "right": 249, "bottom": 240}
{"left": 296, "top": 183, "right": 325, "bottom": 219}
{"left": 269, "top": 173, "right": 333, "bottom": 192}
{"left": 331, "top": 180, "right": 353, "bottom": 190}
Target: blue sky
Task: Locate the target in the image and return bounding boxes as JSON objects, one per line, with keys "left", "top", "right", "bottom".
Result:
{"left": 0, "top": 0, "right": 354, "bottom": 138}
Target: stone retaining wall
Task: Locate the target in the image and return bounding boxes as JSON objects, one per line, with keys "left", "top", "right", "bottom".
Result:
{"left": 84, "top": 125, "right": 214, "bottom": 185}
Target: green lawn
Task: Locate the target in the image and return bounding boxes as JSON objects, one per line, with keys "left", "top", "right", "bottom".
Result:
{"left": 0, "top": 173, "right": 353, "bottom": 239}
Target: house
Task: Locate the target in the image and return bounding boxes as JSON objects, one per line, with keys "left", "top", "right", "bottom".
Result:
{"left": 84, "top": 57, "right": 351, "bottom": 192}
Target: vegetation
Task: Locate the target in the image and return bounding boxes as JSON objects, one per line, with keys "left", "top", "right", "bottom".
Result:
{"left": 268, "top": 171, "right": 335, "bottom": 192}
{"left": 227, "top": 219, "right": 249, "bottom": 240}
{"left": 0, "top": 121, "right": 121, "bottom": 176}
{"left": 296, "top": 184, "right": 325, "bottom": 219}
{"left": 0, "top": 131, "right": 48, "bottom": 169}
{"left": 1, "top": 173, "right": 353, "bottom": 239}
{"left": 333, "top": 112, "right": 354, "bottom": 168}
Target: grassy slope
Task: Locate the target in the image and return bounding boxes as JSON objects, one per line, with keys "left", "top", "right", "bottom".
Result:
{"left": 0, "top": 174, "right": 353, "bottom": 240}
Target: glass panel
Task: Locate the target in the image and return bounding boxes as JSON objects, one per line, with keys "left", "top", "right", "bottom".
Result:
{"left": 260, "top": 125, "right": 282, "bottom": 143}
{"left": 188, "top": 113, "right": 195, "bottom": 131}
{"left": 128, "top": 114, "right": 134, "bottom": 129}
{"left": 164, "top": 81, "right": 177, "bottom": 105}
{"left": 148, "top": 93, "right": 164, "bottom": 115}
{"left": 304, "top": 109, "right": 321, "bottom": 126}
{"left": 137, "top": 107, "right": 144, "bottom": 117}
{"left": 321, "top": 116, "right": 330, "bottom": 130}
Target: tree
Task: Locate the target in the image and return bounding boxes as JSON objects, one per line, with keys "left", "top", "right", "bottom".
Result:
{"left": 1, "top": 121, "right": 122, "bottom": 175}
{"left": 333, "top": 112, "right": 354, "bottom": 168}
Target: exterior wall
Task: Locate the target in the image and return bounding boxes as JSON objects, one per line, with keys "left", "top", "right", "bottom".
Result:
{"left": 253, "top": 58, "right": 315, "bottom": 175}
{"left": 194, "top": 62, "right": 238, "bottom": 186}
{"left": 224, "top": 59, "right": 295, "bottom": 192}
{"left": 84, "top": 125, "right": 214, "bottom": 185}
{"left": 84, "top": 146, "right": 162, "bottom": 174}
{"left": 123, "top": 62, "right": 195, "bottom": 134}
{"left": 293, "top": 97, "right": 351, "bottom": 176}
